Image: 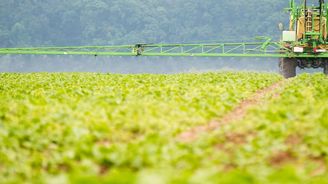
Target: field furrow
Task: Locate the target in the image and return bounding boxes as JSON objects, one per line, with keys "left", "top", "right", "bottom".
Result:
{"left": 3, "top": 73, "right": 328, "bottom": 183}
{"left": 191, "top": 74, "right": 328, "bottom": 183}
{"left": 0, "top": 72, "right": 281, "bottom": 183}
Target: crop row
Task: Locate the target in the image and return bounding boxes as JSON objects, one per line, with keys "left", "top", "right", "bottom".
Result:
{"left": 190, "top": 73, "right": 328, "bottom": 183}
{"left": 0, "top": 72, "right": 281, "bottom": 183}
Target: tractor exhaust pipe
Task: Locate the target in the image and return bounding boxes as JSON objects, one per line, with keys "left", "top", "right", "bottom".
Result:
{"left": 304, "top": 0, "right": 307, "bottom": 39}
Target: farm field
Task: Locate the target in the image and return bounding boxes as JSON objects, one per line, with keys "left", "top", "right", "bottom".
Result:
{"left": 0, "top": 72, "right": 327, "bottom": 183}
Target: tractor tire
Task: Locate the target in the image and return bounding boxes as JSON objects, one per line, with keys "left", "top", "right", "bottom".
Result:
{"left": 279, "top": 58, "right": 297, "bottom": 78}
{"left": 324, "top": 62, "right": 328, "bottom": 75}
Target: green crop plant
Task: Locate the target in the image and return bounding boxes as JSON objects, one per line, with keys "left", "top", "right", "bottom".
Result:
{"left": 0, "top": 72, "right": 280, "bottom": 183}
{"left": 192, "top": 73, "right": 328, "bottom": 183}
{"left": 1, "top": 73, "right": 326, "bottom": 183}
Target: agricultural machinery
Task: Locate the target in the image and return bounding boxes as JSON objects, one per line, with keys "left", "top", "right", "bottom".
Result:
{"left": 280, "top": 0, "right": 328, "bottom": 77}
{"left": 0, "top": 0, "right": 328, "bottom": 78}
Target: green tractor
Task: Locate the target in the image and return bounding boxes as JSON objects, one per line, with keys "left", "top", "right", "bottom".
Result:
{"left": 281, "top": 0, "right": 328, "bottom": 78}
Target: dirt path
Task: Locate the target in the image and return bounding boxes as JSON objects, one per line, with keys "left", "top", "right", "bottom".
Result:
{"left": 178, "top": 80, "right": 286, "bottom": 142}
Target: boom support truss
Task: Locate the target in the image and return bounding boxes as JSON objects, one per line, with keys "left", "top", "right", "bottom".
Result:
{"left": 1, "top": 40, "right": 328, "bottom": 58}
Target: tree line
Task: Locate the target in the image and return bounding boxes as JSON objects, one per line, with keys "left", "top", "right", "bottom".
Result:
{"left": 0, "top": 0, "right": 288, "bottom": 47}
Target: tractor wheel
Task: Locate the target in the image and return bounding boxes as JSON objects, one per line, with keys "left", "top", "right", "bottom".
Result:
{"left": 279, "top": 58, "right": 297, "bottom": 78}
{"left": 324, "top": 62, "right": 328, "bottom": 75}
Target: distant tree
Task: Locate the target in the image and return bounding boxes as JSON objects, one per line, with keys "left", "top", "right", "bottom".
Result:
{"left": 0, "top": 0, "right": 288, "bottom": 47}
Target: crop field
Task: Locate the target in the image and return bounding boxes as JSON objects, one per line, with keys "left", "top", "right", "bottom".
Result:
{"left": 0, "top": 72, "right": 327, "bottom": 183}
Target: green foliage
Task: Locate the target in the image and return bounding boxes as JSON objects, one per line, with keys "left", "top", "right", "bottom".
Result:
{"left": 0, "top": 72, "right": 280, "bottom": 183}
{"left": 0, "top": 0, "right": 287, "bottom": 47}
{"left": 0, "top": 73, "right": 328, "bottom": 184}
{"left": 197, "top": 73, "right": 328, "bottom": 183}
{"left": 1, "top": 73, "right": 327, "bottom": 183}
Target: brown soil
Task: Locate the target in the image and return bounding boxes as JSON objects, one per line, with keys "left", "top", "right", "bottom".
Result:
{"left": 225, "top": 132, "right": 251, "bottom": 145}
{"left": 178, "top": 81, "right": 285, "bottom": 142}
{"left": 58, "top": 164, "right": 70, "bottom": 172}
{"left": 310, "top": 157, "right": 327, "bottom": 176}
{"left": 285, "top": 134, "right": 303, "bottom": 145}
{"left": 223, "top": 163, "right": 238, "bottom": 171}
{"left": 269, "top": 151, "right": 296, "bottom": 166}
{"left": 99, "top": 164, "right": 110, "bottom": 175}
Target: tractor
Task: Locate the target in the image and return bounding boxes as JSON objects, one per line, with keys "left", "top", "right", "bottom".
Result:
{"left": 281, "top": 0, "right": 328, "bottom": 78}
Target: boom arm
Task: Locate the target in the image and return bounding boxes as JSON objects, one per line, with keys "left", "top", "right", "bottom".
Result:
{"left": 1, "top": 40, "right": 328, "bottom": 58}
{"left": 0, "top": 41, "right": 300, "bottom": 58}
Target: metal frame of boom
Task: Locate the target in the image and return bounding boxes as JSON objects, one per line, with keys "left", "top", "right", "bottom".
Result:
{"left": 1, "top": 40, "right": 328, "bottom": 58}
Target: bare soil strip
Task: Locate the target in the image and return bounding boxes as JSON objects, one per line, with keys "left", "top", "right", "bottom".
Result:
{"left": 178, "top": 80, "right": 286, "bottom": 142}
